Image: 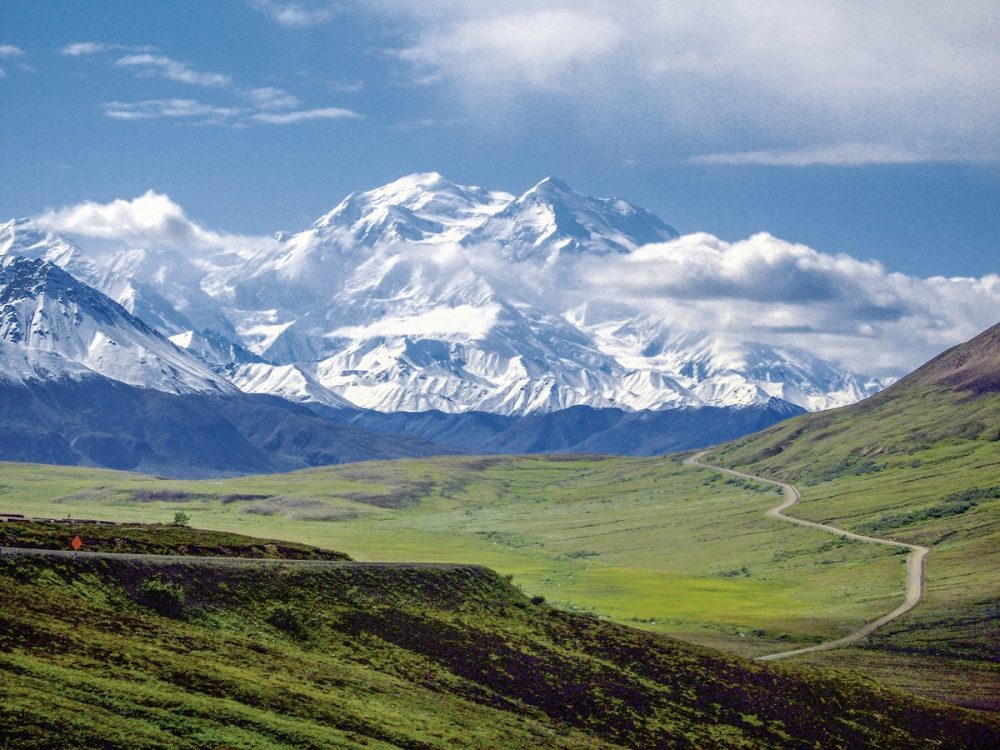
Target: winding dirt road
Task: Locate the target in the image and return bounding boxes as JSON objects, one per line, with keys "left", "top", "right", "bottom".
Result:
{"left": 685, "top": 451, "right": 929, "bottom": 661}
{"left": 0, "top": 544, "right": 483, "bottom": 572}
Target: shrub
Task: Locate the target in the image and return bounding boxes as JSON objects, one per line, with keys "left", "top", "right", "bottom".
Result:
{"left": 138, "top": 575, "right": 186, "bottom": 617}
{"left": 266, "top": 602, "right": 307, "bottom": 636}
{"left": 856, "top": 484, "right": 1000, "bottom": 534}
{"left": 171, "top": 511, "right": 190, "bottom": 527}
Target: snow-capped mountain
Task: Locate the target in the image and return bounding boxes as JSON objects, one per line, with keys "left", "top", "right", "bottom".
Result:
{"left": 314, "top": 171, "right": 512, "bottom": 246}
{"left": 2, "top": 174, "right": 889, "bottom": 418}
{"left": 464, "top": 177, "right": 679, "bottom": 261}
{"left": 1, "top": 218, "right": 245, "bottom": 347}
{"left": 1, "top": 218, "right": 104, "bottom": 287}
{"left": 225, "top": 361, "right": 354, "bottom": 410}
{"left": 0, "top": 255, "right": 233, "bottom": 395}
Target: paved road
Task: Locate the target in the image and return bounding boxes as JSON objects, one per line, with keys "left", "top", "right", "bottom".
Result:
{"left": 0, "top": 545, "right": 483, "bottom": 572}
{"left": 685, "top": 451, "right": 929, "bottom": 661}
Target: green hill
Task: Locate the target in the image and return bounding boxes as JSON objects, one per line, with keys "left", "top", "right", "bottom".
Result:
{"left": 1, "top": 522, "right": 998, "bottom": 749}
{"left": 707, "top": 322, "right": 1000, "bottom": 707}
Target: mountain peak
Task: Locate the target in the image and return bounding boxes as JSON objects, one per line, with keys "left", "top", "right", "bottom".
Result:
{"left": 311, "top": 173, "right": 511, "bottom": 246}
{"left": 527, "top": 176, "right": 574, "bottom": 195}
{"left": 1, "top": 218, "right": 76, "bottom": 258}
{"left": 0, "top": 255, "right": 234, "bottom": 396}
{"left": 388, "top": 171, "right": 449, "bottom": 188}
{"left": 466, "top": 176, "right": 679, "bottom": 260}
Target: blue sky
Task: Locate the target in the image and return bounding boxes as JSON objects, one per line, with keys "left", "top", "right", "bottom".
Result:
{"left": 1, "top": 0, "right": 998, "bottom": 277}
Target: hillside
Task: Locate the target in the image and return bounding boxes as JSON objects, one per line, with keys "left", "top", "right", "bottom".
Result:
{"left": 1, "top": 522, "right": 997, "bottom": 749}
{"left": 0, "top": 455, "right": 913, "bottom": 662}
{"left": 708, "top": 321, "right": 1000, "bottom": 479}
{"left": 706, "top": 321, "right": 1000, "bottom": 707}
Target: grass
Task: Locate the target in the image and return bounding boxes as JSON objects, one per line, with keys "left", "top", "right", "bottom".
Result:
{"left": 0, "top": 519, "right": 350, "bottom": 560}
{"left": 707, "top": 374, "right": 1000, "bottom": 710}
{"left": 1, "top": 523, "right": 997, "bottom": 749}
{"left": 0, "top": 455, "right": 905, "bottom": 657}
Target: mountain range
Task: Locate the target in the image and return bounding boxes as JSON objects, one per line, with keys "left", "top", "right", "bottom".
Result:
{"left": 0, "top": 174, "right": 893, "bottom": 473}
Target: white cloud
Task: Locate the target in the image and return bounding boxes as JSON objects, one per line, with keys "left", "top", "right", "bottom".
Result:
{"left": 244, "top": 86, "right": 300, "bottom": 110}
{"left": 63, "top": 40, "right": 359, "bottom": 128}
{"left": 397, "top": 10, "right": 624, "bottom": 89}
{"left": 689, "top": 143, "right": 964, "bottom": 167}
{"left": 59, "top": 42, "right": 156, "bottom": 56}
{"left": 103, "top": 97, "right": 359, "bottom": 127}
{"left": 115, "top": 53, "right": 231, "bottom": 87}
{"left": 252, "top": 107, "right": 361, "bottom": 124}
{"left": 60, "top": 42, "right": 109, "bottom": 56}
{"left": 0, "top": 44, "right": 24, "bottom": 58}
{"left": 375, "top": 1, "right": 1000, "bottom": 163}
{"left": 33, "top": 191, "right": 276, "bottom": 255}
{"left": 565, "top": 232, "right": 1000, "bottom": 374}
{"left": 250, "top": 0, "right": 336, "bottom": 27}
{"left": 102, "top": 98, "right": 241, "bottom": 123}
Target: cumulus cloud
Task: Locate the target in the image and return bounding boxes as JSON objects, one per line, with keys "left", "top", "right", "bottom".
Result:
{"left": 563, "top": 233, "right": 1000, "bottom": 374}
{"left": 0, "top": 44, "right": 24, "bottom": 58}
{"left": 115, "top": 53, "right": 231, "bottom": 87}
{"left": 250, "top": 0, "right": 336, "bottom": 27}
{"left": 251, "top": 107, "right": 361, "bottom": 124}
{"left": 375, "top": 1, "right": 1000, "bottom": 162}
{"left": 33, "top": 191, "right": 276, "bottom": 255}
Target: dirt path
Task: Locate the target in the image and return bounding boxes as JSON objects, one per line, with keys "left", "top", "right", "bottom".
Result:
{"left": 685, "top": 451, "right": 929, "bottom": 662}
{"left": 0, "top": 545, "right": 483, "bottom": 572}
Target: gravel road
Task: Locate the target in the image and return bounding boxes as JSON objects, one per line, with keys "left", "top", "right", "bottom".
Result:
{"left": 686, "top": 451, "right": 928, "bottom": 661}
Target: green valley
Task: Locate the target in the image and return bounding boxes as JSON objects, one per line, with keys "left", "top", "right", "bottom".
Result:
{"left": 0, "top": 454, "right": 906, "bottom": 658}
{"left": 2, "top": 322, "right": 997, "bottom": 723}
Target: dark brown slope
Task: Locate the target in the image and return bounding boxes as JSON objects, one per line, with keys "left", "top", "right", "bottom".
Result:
{"left": 902, "top": 320, "right": 1000, "bottom": 394}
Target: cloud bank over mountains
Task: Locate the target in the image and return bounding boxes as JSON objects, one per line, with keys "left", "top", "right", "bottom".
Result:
{"left": 34, "top": 191, "right": 278, "bottom": 256}
{"left": 31, "top": 182, "right": 1000, "bottom": 378}
{"left": 380, "top": 0, "right": 1000, "bottom": 164}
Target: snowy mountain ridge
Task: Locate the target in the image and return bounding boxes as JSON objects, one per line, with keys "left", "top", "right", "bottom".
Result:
{"left": 1, "top": 175, "right": 890, "bottom": 415}
{"left": 0, "top": 255, "right": 234, "bottom": 395}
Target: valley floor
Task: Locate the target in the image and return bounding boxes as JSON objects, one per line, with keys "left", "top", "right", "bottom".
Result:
{"left": 4, "top": 445, "right": 997, "bottom": 710}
